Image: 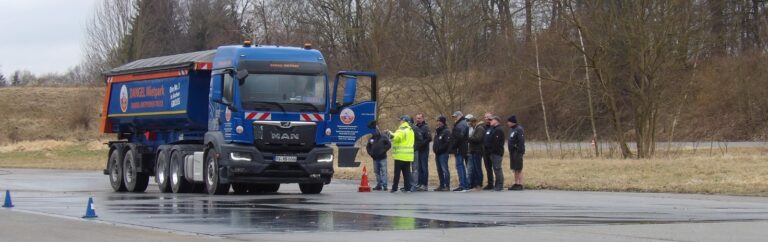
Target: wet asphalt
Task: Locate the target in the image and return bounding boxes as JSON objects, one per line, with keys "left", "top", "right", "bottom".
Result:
{"left": 2, "top": 168, "right": 768, "bottom": 241}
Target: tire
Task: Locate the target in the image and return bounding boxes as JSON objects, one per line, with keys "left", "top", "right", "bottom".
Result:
{"left": 155, "top": 149, "right": 171, "bottom": 193}
{"left": 232, "top": 183, "right": 249, "bottom": 195}
{"left": 108, "top": 149, "right": 127, "bottom": 192}
{"left": 246, "top": 184, "right": 263, "bottom": 194}
{"left": 299, "top": 183, "right": 323, "bottom": 194}
{"left": 170, "top": 150, "right": 193, "bottom": 193}
{"left": 204, "top": 149, "right": 230, "bottom": 195}
{"left": 123, "top": 150, "right": 149, "bottom": 193}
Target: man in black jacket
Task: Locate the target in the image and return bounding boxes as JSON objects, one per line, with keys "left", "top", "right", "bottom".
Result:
{"left": 414, "top": 113, "right": 432, "bottom": 191}
{"left": 507, "top": 115, "right": 526, "bottom": 191}
{"left": 450, "top": 111, "right": 470, "bottom": 192}
{"left": 484, "top": 116, "right": 506, "bottom": 192}
{"left": 481, "top": 112, "right": 495, "bottom": 190}
{"left": 432, "top": 116, "right": 451, "bottom": 191}
{"left": 366, "top": 121, "right": 391, "bottom": 191}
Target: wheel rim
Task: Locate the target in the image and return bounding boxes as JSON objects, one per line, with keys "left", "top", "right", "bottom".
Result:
{"left": 206, "top": 157, "right": 216, "bottom": 187}
{"left": 125, "top": 159, "right": 134, "bottom": 184}
{"left": 171, "top": 158, "right": 179, "bottom": 185}
{"left": 157, "top": 159, "right": 166, "bottom": 184}
{"left": 110, "top": 160, "right": 119, "bottom": 182}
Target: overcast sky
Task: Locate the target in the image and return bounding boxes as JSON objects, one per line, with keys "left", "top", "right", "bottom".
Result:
{"left": 0, "top": 0, "right": 98, "bottom": 75}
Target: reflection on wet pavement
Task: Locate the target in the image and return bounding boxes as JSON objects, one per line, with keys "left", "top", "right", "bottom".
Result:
{"left": 104, "top": 194, "right": 490, "bottom": 233}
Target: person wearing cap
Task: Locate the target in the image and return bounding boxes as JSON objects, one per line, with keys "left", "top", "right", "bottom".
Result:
{"left": 388, "top": 115, "right": 416, "bottom": 192}
{"left": 507, "top": 115, "right": 526, "bottom": 190}
{"left": 449, "top": 111, "right": 470, "bottom": 192}
{"left": 484, "top": 116, "right": 506, "bottom": 191}
{"left": 467, "top": 114, "right": 485, "bottom": 191}
{"left": 481, "top": 112, "right": 495, "bottom": 190}
{"left": 432, "top": 116, "right": 452, "bottom": 191}
{"left": 365, "top": 120, "right": 391, "bottom": 191}
{"left": 413, "top": 113, "right": 432, "bottom": 192}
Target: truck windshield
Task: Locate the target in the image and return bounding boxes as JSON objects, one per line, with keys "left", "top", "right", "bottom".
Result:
{"left": 239, "top": 74, "right": 326, "bottom": 112}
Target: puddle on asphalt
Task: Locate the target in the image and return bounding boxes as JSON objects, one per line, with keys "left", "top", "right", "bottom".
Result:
{"left": 104, "top": 195, "right": 490, "bottom": 232}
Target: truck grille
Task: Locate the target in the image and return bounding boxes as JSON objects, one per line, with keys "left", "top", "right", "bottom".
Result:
{"left": 253, "top": 121, "right": 316, "bottom": 152}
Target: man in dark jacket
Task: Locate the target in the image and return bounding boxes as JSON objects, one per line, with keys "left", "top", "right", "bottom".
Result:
{"left": 432, "top": 116, "right": 451, "bottom": 191}
{"left": 507, "top": 115, "right": 526, "bottom": 191}
{"left": 366, "top": 121, "right": 391, "bottom": 191}
{"left": 449, "top": 111, "right": 470, "bottom": 192}
{"left": 481, "top": 112, "right": 495, "bottom": 190}
{"left": 467, "top": 115, "right": 485, "bottom": 190}
{"left": 484, "top": 116, "right": 506, "bottom": 191}
{"left": 414, "top": 113, "right": 432, "bottom": 191}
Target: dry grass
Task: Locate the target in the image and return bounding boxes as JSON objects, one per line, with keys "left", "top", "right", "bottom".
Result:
{"left": 0, "top": 140, "right": 107, "bottom": 170}
{"left": 0, "top": 87, "right": 107, "bottom": 145}
{"left": 335, "top": 147, "right": 768, "bottom": 196}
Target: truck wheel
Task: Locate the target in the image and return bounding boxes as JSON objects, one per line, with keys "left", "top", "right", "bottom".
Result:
{"left": 170, "top": 150, "right": 192, "bottom": 193}
{"left": 204, "top": 149, "right": 230, "bottom": 195}
{"left": 262, "top": 184, "right": 280, "bottom": 193}
{"left": 299, "top": 183, "right": 323, "bottom": 194}
{"left": 123, "top": 150, "right": 149, "bottom": 193}
{"left": 108, "top": 149, "right": 127, "bottom": 192}
{"left": 155, "top": 149, "right": 171, "bottom": 193}
{"left": 232, "top": 183, "right": 249, "bottom": 195}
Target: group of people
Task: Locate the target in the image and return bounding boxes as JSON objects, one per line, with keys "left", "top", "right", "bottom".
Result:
{"left": 365, "top": 111, "right": 526, "bottom": 193}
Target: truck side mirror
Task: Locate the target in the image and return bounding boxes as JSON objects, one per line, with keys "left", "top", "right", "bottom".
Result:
{"left": 236, "top": 68, "right": 249, "bottom": 82}
{"left": 342, "top": 76, "right": 357, "bottom": 106}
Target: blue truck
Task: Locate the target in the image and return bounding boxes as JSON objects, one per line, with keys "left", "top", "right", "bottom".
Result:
{"left": 100, "top": 41, "right": 376, "bottom": 194}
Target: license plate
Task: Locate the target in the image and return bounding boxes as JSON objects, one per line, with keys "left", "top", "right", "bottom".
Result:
{"left": 274, "top": 155, "right": 297, "bottom": 162}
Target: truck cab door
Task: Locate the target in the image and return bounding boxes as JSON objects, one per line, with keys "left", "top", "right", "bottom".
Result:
{"left": 328, "top": 71, "right": 377, "bottom": 167}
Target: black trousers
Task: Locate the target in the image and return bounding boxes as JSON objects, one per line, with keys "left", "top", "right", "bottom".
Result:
{"left": 482, "top": 152, "right": 494, "bottom": 186}
{"left": 392, "top": 160, "right": 413, "bottom": 191}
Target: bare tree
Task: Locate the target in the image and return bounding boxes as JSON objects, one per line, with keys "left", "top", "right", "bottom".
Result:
{"left": 83, "top": 0, "right": 135, "bottom": 83}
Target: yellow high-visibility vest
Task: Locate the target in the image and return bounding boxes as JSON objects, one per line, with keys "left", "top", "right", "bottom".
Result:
{"left": 391, "top": 122, "right": 415, "bottom": 162}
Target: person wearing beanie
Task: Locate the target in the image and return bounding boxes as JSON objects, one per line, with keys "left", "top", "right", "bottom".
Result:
{"left": 483, "top": 116, "right": 506, "bottom": 191}
{"left": 506, "top": 115, "right": 526, "bottom": 190}
{"left": 413, "top": 113, "right": 432, "bottom": 192}
{"left": 432, "top": 115, "right": 452, "bottom": 191}
{"left": 366, "top": 120, "right": 391, "bottom": 191}
{"left": 387, "top": 115, "right": 416, "bottom": 192}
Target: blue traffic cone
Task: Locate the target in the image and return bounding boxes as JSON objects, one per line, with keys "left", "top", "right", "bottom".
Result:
{"left": 2, "top": 190, "right": 13, "bottom": 208}
{"left": 82, "top": 197, "right": 97, "bottom": 218}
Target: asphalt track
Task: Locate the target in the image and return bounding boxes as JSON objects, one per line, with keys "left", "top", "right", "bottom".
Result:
{"left": 2, "top": 168, "right": 768, "bottom": 241}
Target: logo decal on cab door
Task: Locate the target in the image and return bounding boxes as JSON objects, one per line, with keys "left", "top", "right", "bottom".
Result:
{"left": 119, "top": 85, "right": 129, "bottom": 113}
{"left": 340, "top": 108, "right": 355, "bottom": 125}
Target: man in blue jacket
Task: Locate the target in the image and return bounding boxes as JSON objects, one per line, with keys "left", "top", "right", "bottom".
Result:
{"left": 432, "top": 116, "right": 451, "bottom": 191}
{"left": 449, "top": 111, "right": 470, "bottom": 192}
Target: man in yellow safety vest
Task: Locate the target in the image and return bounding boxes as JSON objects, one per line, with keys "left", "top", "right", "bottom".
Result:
{"left": 388, "top": 115, "right": 415, "bottom": 193}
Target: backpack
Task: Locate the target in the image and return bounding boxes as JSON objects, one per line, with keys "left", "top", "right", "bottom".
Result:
{"left": 409, "top": 123, "right": 425, "bottom": 149}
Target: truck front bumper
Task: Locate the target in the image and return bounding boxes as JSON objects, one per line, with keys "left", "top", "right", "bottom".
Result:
{"left": 217, "top": 144, "right": 334, "bottom": 185}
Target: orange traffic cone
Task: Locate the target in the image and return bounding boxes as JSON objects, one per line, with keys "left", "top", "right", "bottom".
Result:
{"left": 358, "top": 165, "right": 372, "bottom": 192}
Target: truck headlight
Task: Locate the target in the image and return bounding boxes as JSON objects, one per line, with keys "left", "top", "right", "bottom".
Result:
{"left": 317, "top": 153, "right": 334, "bottom": 163}
{"left": 230, "top": 152, "right": 252, "bottom": 162}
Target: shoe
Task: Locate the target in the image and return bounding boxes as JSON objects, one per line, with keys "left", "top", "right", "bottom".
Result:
{"left": 416, "top": 186, "right": 428, "bottom": 192}
{"left": 401, "top": 188, "right": 411, "bottom": 193}
{"left": 373, "top": 185, "right": 382, "bottom": 191}
{"left": 509, "top": 184, "right": 523, "bottom": 191}
{"left": 482, "top": 185, "right": 494, "bottom": 190}
{"left": 390, "top": 188, "right": 398, "bottom": 193}
{"left": 493, "top": 188, "right": 504, "bottom": 192}
{"left": 452, "top": 187, "right": 463, "bottom": 192}
{"left": 383, "top": 187, "right": 388, "bottom": 191}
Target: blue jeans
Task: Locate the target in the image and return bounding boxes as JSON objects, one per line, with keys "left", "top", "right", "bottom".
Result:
{"left": 454, "top": 153, "right": 469, "bottom": 189}
{"left": 373, "top": 159, "right": 388, "bottom": 188}
{"left": 436, "top": 153, "right": 450, "bottom": 188}
{"left": 469, "top": 152, "right": 483, "bottom": 188}
{"left": 417, "top": 149, "right": 429, "bottom": 187}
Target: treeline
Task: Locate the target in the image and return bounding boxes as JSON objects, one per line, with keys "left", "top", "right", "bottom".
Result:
{"left": 74, "top": 0, "right": 767, "bottom": 158}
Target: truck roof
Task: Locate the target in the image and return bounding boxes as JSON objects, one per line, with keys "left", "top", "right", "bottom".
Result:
{"left": 105, "top": 50, "right": 216, "bottom": 76}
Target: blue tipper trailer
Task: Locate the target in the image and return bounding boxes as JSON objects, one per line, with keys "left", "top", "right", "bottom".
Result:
{"left": 100, "top": 41, "right": 377, "bottom": 194}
